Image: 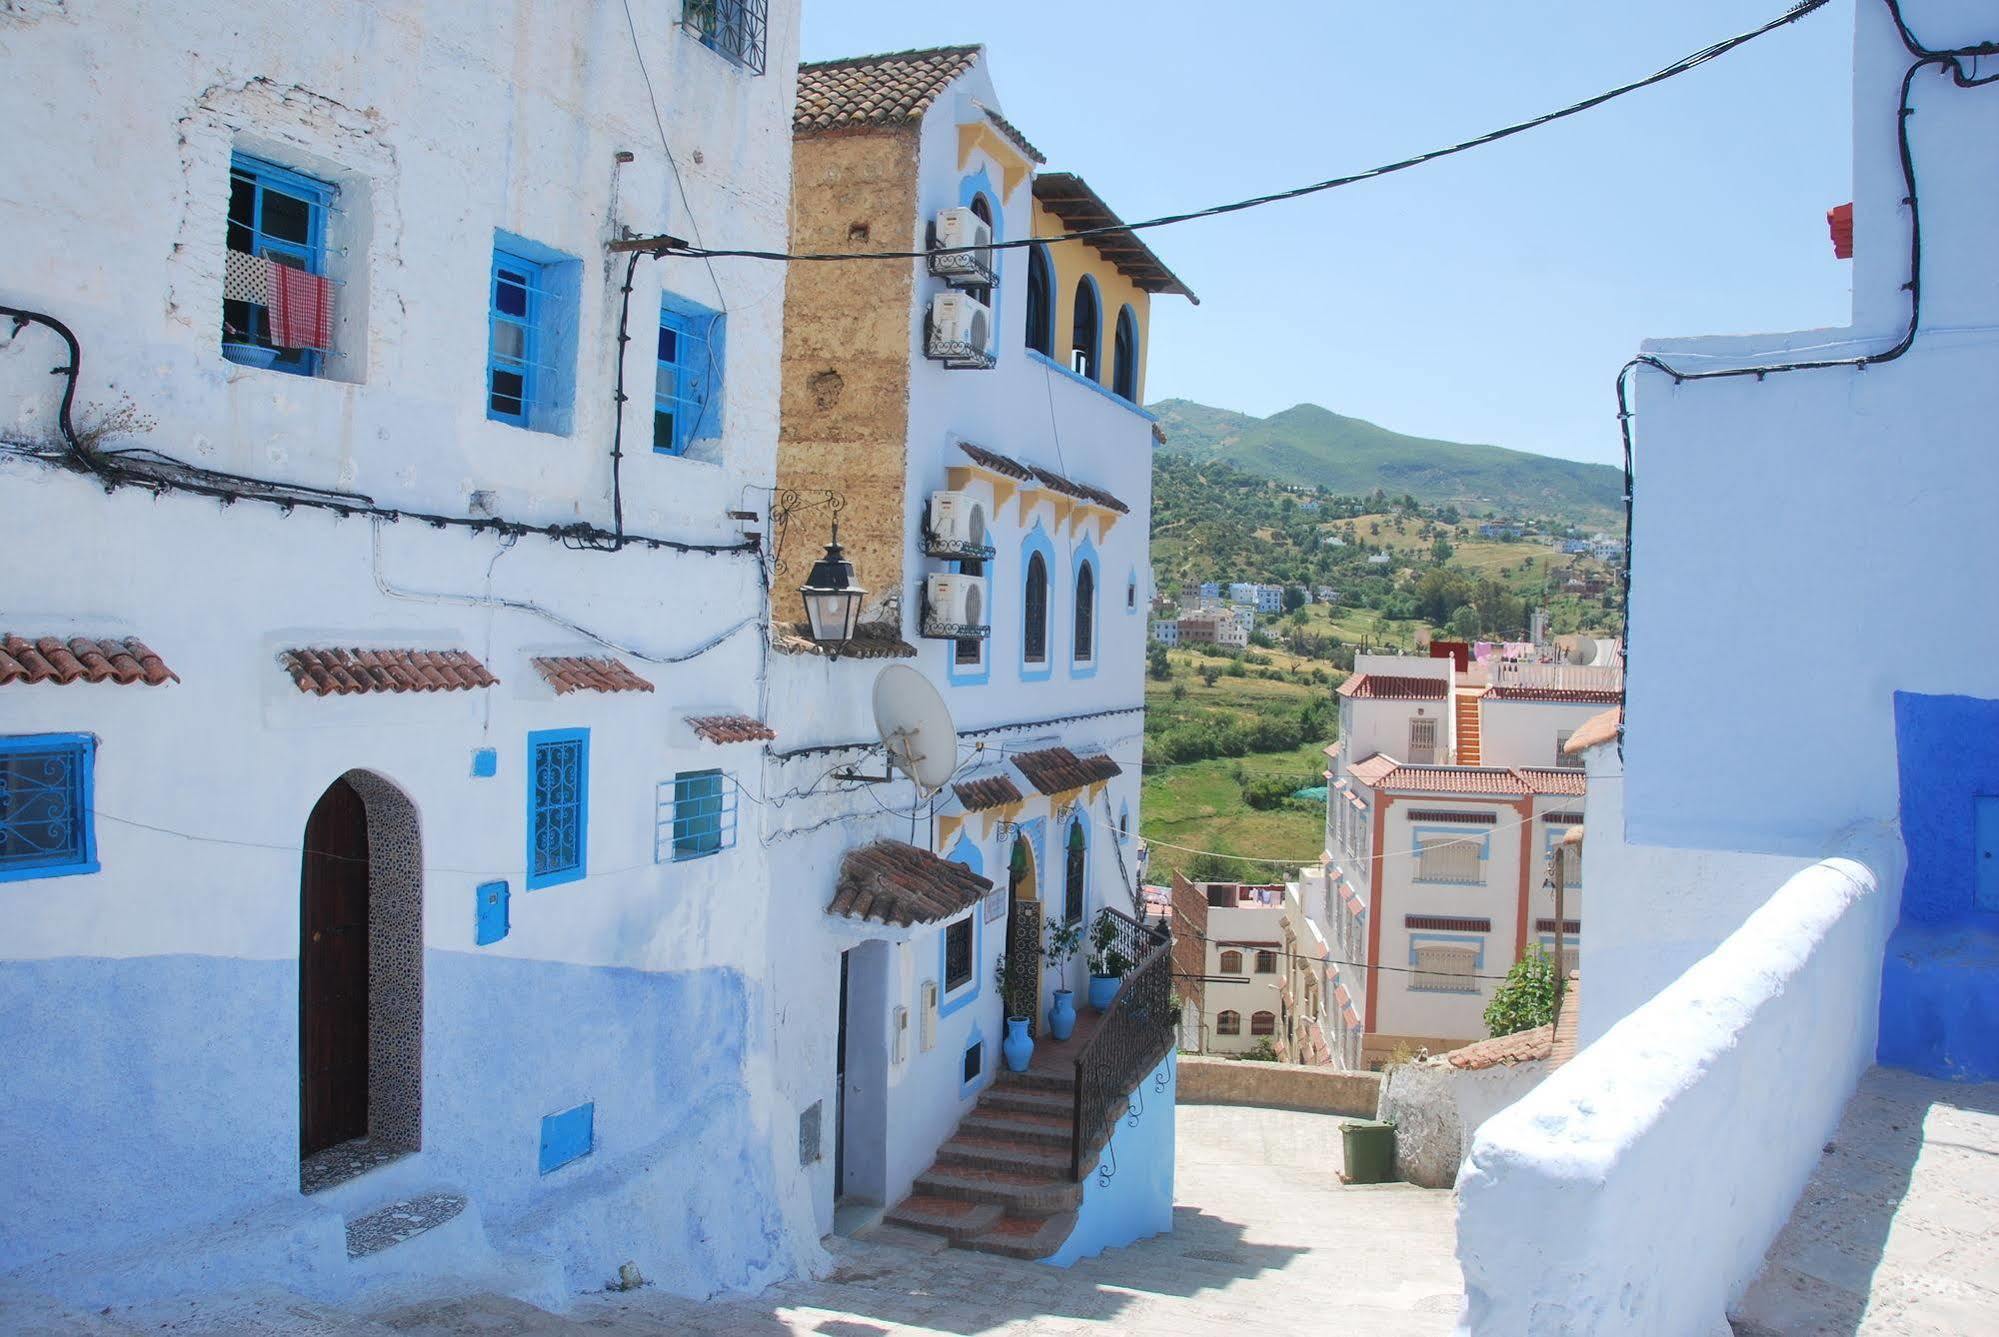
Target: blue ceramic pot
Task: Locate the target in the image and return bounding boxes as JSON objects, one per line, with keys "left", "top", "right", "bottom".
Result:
{"left": 1088, "top": 975, "right": 1120, "bottom": 1012}
{"left": 1002, "top": 1017, "right": 1033, "bottom": 1073}
{"left": 1048, "top": 989, "right": 1077, "bottom": 1042}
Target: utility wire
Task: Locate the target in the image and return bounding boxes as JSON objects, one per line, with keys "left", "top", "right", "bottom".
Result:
{"left": 660, "top": 0, "right": 1835, "bottom": 265}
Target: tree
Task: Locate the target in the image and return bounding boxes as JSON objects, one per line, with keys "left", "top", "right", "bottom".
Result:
{"left": 1147, "top": 643, "right": 1172, "bottom": 681}
{"left": 1448, "top": 604, "right": 1481, "bottom": 640}
{"left": 1281, "top": 585, "right": 1307, "bottom": 613}
{"left": 1182, "top": 851, "right": 1237, "bottom": 883}
{"left": 1484, "top": 947, "right": 1560, "bottom": 1037}
{"left": 1432, "top": 536, "right": 1454, "bottom": 562}
{"left": 1199, "top": 665, "right": 1220, "bottom": 688}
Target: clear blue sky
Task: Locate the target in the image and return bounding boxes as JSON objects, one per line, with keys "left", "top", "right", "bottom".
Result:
{"left": 800, "top": 0, "right": 1856, "bottom": 466}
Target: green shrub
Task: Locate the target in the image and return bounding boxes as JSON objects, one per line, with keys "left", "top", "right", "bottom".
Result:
{"left": 1484, "top": 946, "right": 1559, "bottom": 1037}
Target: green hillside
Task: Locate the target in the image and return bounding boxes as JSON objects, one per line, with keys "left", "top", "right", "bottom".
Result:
{"left": 1149, "top": 399, "right": 1622, "bottom": 528}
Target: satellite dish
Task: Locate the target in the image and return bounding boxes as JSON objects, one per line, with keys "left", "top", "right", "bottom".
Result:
{"left": 873, "top": 664, "right": 959, "bottom": 795}
{"left": 1567, "top": 636, "right": 1597, "bottom": 666}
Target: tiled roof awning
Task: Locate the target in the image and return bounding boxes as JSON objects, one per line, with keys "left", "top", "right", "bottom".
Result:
{"left": 1535, "top": 919, "right": 1583, "bottom": 934}
{"left": 829, "top": 839, "right": 991, "bottom": 927}
{"left": 771, "top": 620, "right": 917, "bottom": 660}
{"left": 1564, "top": 706, "right": 1622, "bottom": 755}
{"left": 688, "top": 714, "right": 778, "bottom": 744}
{"left": 1442, "top": 1025, "right": 1555, "bottom": 1071}
{"left": 1, "top": 635, "right": 178, "bottom": 686}
{"left": 1338, "top": 674, "right": 1448, "bottom": 700}
{"left": 954, "top": 775, "right": 1024, "bottom": 812}
{"left": 1486, "top": 686, "right": 1624, "bottom": 705}
{"left": 532, "top": 656, "right": 654, "bottom": 695}
{"left": 1032, "top": 172, "right": 1197, "bottom": 303}
{"left": 956, "top": 442, "right": 1128, "bottom": 513}
{"left": 281, "top": 648, "right": 497, "bottom": 696}
{"left": 976, "top": 101, "right": 1045, "bottom": 164}
{"left": 794, "top": 45, "right": 979, "bottom": 133}
{"left": 959, "top": 441, "right": 1033, "bottom": 479}
{"left": 1011, "top": 747, "right": 1123, "bottom": 796}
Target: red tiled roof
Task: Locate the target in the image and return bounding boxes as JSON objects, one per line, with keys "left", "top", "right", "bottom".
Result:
{"left": 794, "top": 46, "right": 980, "bottom": 133}
{"left": 1828, "top": 202, "right": 1854, "bottom": 260}
{"left": 1407, "top": 915, "right": 1492, "bottom": 933}
{"left": 953, "top": 775, "right": 1024, "bottom": 812}
{"left": 1518, "top": 768, "right": 1589, "bottom": 797}
{"left": 1443, "top": 1025, "right": 1554, "bottom": 1071}
{"left": 1565, "top": 706, "right": 1622, "bottom": 755}
{"left": 1338, "top": 674, "right": 1448, "bottom": 701}
{"left": 1347, "top": 753, "right": 1399, "bottom": 786}
{"left": 828, "top": 839, "right": 992, "bottom": 926}
{"left": 1011, "top": 747, "right": 1123, "bottom": 796}
{"left": 532, "top": 656, "right": 654, "bottom": 695}
{"left": 976, "top": 101, "right": 1045, "bottom": 164}
{"left": 1485, "top": 685, "right": 1623, "bottom": 705}
{"left": 1, "top": 635, "right": 178, "bottom": 687}
{"left": 1376, "top": 766, "right": 1529, "bottom": 796}
{"left": 687, "top": 714, "right": 777, "bottom": 744}
{"left": 959, "top": 441, "right": 1033, "bottom": 479}
{"left": 281, "top": 648, "right": 496, "bottom": 696}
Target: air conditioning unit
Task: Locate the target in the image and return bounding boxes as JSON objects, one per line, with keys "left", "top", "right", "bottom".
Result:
{"left": 927, "top": 292, "right": 994, "bottom": 369}
{"left": 922, "top": 572, "right": 989, "bottom": 640}
{"left": 925, "top": 490, "right": 993, "bottom": 559}
{"left": 929, "top": 207, "right": 995, "bottom": 287}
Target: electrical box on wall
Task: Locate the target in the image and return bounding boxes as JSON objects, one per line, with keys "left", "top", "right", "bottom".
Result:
{"left": 920, "top": 980, "right": 938, "bottom": 1051}
{"left": 475, "top": 880, "right": 510, "bottom": 945}
{"left": 892, "top": 1005, "right": 909, "bottom": 1063}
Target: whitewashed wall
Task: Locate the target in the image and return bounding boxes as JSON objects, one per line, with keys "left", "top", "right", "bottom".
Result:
{"left": 1475, "top": 699, "right": 1604, "bottom": 770}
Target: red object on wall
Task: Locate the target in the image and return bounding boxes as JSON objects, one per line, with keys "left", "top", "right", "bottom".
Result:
{"left": 1430, "top": 640, "right": 1471, "bottom": 671}
{"left": 1827, "top": 202, "right": 1854, "bottom": 260}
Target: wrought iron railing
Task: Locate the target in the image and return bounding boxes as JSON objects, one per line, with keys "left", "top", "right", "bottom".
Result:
{"left": 1070, "top": 910, "right": 1173, "bottom": 1181}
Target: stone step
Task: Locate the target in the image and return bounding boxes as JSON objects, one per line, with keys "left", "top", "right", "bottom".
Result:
{"left": 957, "top": 1210, "right": 1079, "bottom": 1261}
{"left": 995, "top": 1066, "right": 1076, "bottom": 1095}
{"left": 882, "top": 1194, "right": 1004, "bottom": 1242}
{"left": 345, "top": 1191, "right": 469, "bottom": 1259}
{"left": 937, "top": 1133, "right": 1072, "bottom": 1176}
{"left": 979, "top": 1084, "right": 1073, "bottom": 1118}
{"left": 959, "top": 1108, "right": 1074, "bottom": 1150}
{"left": 914, "top": 1165, "right": 1083, "bottom": 1218}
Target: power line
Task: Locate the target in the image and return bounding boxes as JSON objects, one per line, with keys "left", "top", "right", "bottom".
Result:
{"left": 655, "top": 1, "right": 1833, "bottom": 266}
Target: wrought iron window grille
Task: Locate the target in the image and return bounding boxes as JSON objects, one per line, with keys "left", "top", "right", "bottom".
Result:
{"left": 681, "top": 0, "right": 767, "bottom": 74}
{"left": 923, "top": 311, "right": 996, "bottom": 370}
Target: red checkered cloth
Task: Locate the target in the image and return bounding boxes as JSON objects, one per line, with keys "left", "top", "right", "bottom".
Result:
{"left": 270, "top": 261, "right": 334, "bottom": 350}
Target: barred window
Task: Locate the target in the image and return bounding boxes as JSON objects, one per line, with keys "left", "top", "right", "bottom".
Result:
{"left": 945, "top": 916, "right": 973, "bottom": 993}
{"left": 1411, "top": 945, "right": 1479, "bottom": 994}
{"left": 1250, "top": 1011, "right": 1276, "bottom": 1037}
{"left": 1216, "top": 1010, "right": 1241, "bottom": 1036}
{"left": 1218, "top": 949, "right": 1243, "bottom": 975}
{"left": 527, "top": 729, "right": 588, "bottom": 889}
{"left": 0, "top": 734, "right": 98, "bottom": 881}
{"left": 683, "top": 0, "right": 767, "bottom": 74}
{"left": 661, "top": 769, "right": 737, "bottom": 862}
{"left": 1254, "top": 950, "right": 1277, "bottom": 975}
{"left": 1416, "top": 833, "right": 1483, "bottom": 885}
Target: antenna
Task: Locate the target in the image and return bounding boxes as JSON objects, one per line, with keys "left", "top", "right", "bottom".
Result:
{"left": 870, "top": 664, "right": 959, "bottom": 797}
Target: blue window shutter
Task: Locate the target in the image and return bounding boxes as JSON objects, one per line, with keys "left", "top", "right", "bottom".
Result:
{"left": 0, "top": 733, "right": 100, "bottom": 882}
{"left": 475, "top": 880, "right": 511, "bottom": 945}
{"left": 526, "top": 729, "right": 588, "bottom": 889}
{"left": 538, "top": 1101, "right": 594, "bottom": 1173}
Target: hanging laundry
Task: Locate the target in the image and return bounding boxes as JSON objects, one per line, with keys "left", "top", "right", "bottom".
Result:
{"left": 222, "top": 249, "right": 270, "bottom": 304}
{"left": 269, "top": 261, "right": 334, "bottom": 350}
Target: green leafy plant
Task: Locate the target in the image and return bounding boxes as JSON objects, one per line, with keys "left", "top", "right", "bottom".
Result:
{"left": 993, "top": 954, "right": 1027, "bottom": 1018}
{"left": 1042, "top": 917, "right": 1084, "bottom": 980}
{"left": 1484, "top": 946, "right": 1560, "bottom": 1038}
{"left": 1232, "top": 1038, "right": 1281, "bottom": 1063}
{"left": 1088, "top": 909, "right": 1134, "bottom": 978}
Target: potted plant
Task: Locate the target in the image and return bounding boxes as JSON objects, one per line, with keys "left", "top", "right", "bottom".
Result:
{"left": 994, "top": 956, "right": 1033, "bottom": 1073}
{"left": 1042, "top": 918, "right": 1083, "bottom": 1042}
{"left": 1087, "top": 909, "right": 1133, "bottom": 1012}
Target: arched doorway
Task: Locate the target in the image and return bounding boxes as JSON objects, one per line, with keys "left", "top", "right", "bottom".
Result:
{"left": 299, "top": 770, "right": 422, "bottom": 1182}
{"left": 1004, "top": 832, "right": 1043, "bottom": 1032}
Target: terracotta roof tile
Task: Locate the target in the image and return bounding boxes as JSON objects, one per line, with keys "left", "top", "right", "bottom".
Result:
{"left": 1406, "top": 915, "right": 1492, "bottom": 932}
{"left": 1564, "top": 706, "right": 1622, "bottom": 755}
{"left": 687, "top": 714, "right": 777, "bottom": 744}
{"left": 1346, "top": 753, "right": 1399, "bottom": 786}
{"left": 976, "top": 101, "right": 1045, "bottom": 164}
{"left": 958, "top": 441, "right": 1033, "bottom": 479}
{"left": 1338, "top": 673, "right": 1449, "bottom": 701}
{"left": 1442, "top": 1024, "right": 1554, "bottom": 1071}
{"left": 1032, "top": 172, "right": 1198, "bottom": 303}
{"left": 794, "top": 46, "right": 980, "bottom": 134}
{"left": 771, "top": 620, "right": 917, "bottom": 660}
{"left": 1011, "top": 747, "right": 1122, "bottom": 796}
{"left": 0, "top": 634, "right": 178, "bottom": 686}
{"left": 1518, "top": 768, "right": 1589, "bottom": 796}
{"left": 953, "top": 775, "right": 1024, "bottom": 812}
{"left": 1367, "top": 764, "right": 1530, "bottom": 796}
{"left": 280, "top": 648, "right": 497, "bottom": 696}
{"left": 827, "top": 839, "right": 992, "bottom": 926}
{"left": 1486, "top": 685, "right": 1623, "bottom": 705}
{"left": 531, "top": 656, "right": 654, "bottom": 695}
{"left": 1027, "top": 464, "right": 1129, "bottom": 515}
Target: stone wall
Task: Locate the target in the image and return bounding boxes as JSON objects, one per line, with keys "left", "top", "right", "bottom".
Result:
{"left": 1176, "top": 1056, "right": 1380, "bottom": 1116}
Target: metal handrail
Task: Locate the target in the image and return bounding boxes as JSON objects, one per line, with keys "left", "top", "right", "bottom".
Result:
{"left": 1069, "top": 911, "right": 1174, "bottom": 1180}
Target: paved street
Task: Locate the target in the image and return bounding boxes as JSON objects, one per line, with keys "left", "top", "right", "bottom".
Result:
{"left": 8, "top": 1105, "right": 1462, "bottom": 1336}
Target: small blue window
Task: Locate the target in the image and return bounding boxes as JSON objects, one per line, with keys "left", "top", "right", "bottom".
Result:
{"left": 538, "top": 1101, "right": 594, "bottom": 1174}
{"left": 487, "top": 249, "right": 543, "bottom": 426}
{"left": 0, "top": 734, "right": 99, "bottom": 882}
{"left": 527, "top": 729, "right": 588, "bottom": 889}
{"left": 669, "top": 769, "right": 736, "bottom": 861}
{"left": 655, "top": 294, "right": 725, "bottom": 456}
{"left": 223, "top": 153, "right": 334, "bottom": 378}
{"left": 475, "top": 880, "right": 511, "bottom": 946}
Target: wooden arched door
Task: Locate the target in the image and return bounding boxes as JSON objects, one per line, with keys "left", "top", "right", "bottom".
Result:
{"left": 300, "top": 777, "right": 370, "bottom": 1156}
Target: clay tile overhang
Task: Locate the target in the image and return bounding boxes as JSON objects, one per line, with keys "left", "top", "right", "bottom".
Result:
{"left": 793, "top": 45, "right": 981, "bottom": 134}
{"left": 1564, "top": 706, "right": 1622, "bottom": 755}
{"left": 1346, "top": 753, "right": 1399, "bottom": 787}
{"left": 1028, "top": 465, "right": 1129, "bottom": 515}
{"left": 1484, "top": 685, "right": 1623, "bottom": 705}
{"left": 280, "top": 648, "right": 498, "bottom": 696}
{"left": 1516, "top": 768, "right": 1588, "bottom": 797}
{"left": 1010, "top": 746, "right": 1123, "bottom": 796}
{"left": 1379, "top": 765, "right": 1531, "bottom": 796}
{"left": 687, "top": 714, "right": 778, "bottom": 745}
{"left": 1337, "top": 673, "right": 1449, "bottom": 700}
{"left": 1031, "top": 171, "right": 1197, "bottom": 303}
{"left": 828, "top": 839, "right": 992, "bottom": 927}
{"left": 0, "top": 634, "right": 179, "bottom": 686}
{"left": 771, "top": 620, "right": 918, "bottom": 660}
{"left": 958, "top": 440, "right": 1033, "bottom": 480}
{"left": 1441, "top": 1024, "right": 1554, "bottom": 1071}
{"left": 976, "top": 101, "right": 1046, "bottom": 164}
{"left": 531, "top": 656, "right": 654, "bottom": 695}
{"left": 953, "top": 774, "right": 1024, "bottom": 812}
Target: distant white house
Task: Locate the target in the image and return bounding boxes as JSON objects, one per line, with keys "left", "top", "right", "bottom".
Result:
{"left": 1150, "top": 618, "right": 1180, "bottom": 646}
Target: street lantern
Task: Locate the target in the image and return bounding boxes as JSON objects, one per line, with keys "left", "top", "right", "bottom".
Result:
{"left": 798, "top": 522, "right": 866, "bottom": 657}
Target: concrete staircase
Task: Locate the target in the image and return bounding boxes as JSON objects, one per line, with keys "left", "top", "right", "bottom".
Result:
{"left": 1454, "top": 689, "right": 1483, "bottom": 766}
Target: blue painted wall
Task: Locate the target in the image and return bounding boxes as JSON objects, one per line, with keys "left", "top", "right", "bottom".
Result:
{"left": 1879, "top": 691, "right": 1999, "bottom": 1080}
{"left": 1042, "top": 1052, "right": 1175, "bottom": 1267}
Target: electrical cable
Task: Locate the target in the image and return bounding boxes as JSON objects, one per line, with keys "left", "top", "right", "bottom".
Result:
{"left": 655, "top": 1, "right": 1836, "bottom": 266}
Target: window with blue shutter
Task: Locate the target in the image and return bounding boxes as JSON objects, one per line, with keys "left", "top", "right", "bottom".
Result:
{"left": 487, "top": 249, "right": 543, "bottom": 427}
{"left": 526, "top": 729, "right": 587, "bottom": 889}
{"left": 0, "top": 734, "right": 99, "bottom": 882}
{"left": 655, "top": 294, "right": 725, "bottom": 456}
{"left": 222, "top": 153, "right": 334, "bottom": 377}
{"left": 669, "top": 769, "right": 735, "bottom": 861}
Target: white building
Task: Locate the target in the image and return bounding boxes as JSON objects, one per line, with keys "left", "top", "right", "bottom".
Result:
{"left": 1150, "top": 618, "right": 1180, "bottom": 647}
{"left": 1457, "top": 3, "right": 1999, "bottom": 1330}
{"left": 1, "top": 0, "right": 817, "bottom": 1310}
{"left": 1188, "top": 884, "right": 1288, "bottom": 1054}
{"left": 769, "top": 46, "right": 1194, "bottom": 1264}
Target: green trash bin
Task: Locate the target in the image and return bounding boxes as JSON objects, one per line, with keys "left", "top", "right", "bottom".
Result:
{"left": 1341, "top": 1118, "right": 1396, "bottom": 1184}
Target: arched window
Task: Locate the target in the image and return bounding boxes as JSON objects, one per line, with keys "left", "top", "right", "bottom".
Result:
{"left": 1216, "top": 1010, "right": 1241, "bottom": 1036}
{"left": 1119, "top": 806, "right": 1130, "bottom": 841}
{"left": 1111, "top": 305, "right": 1138, "bottom": 401}
{"left": 1064, "top": 821, "right": 1086, "bottom": 924}
{"left": 1023, "top": 551, "right": 1049, "bottom": 664}
{"left": 967, "top": 194, "right": 994, "bottom": 307}
{"left": 1255, "top": 949, "right": 1277, "bottom": 974}
{"left": 1025, "top": 246, "right": 1054, "bottom": 357}
{"left": 1218, "top": 949, "right": 1243, "bottom": 975}
{"left": 1251, "top": 1011, "right": 1277, "bottom": 1037}
{"left": 1070, "top": 277, "right": 1100, "bottom": 381}
{"left": 1073, "top": 561, "right": 1095, "bottom": 663}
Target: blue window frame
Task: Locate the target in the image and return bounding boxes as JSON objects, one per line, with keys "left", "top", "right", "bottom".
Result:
{"left": 527, "top": 729, "right": 588, "bottom": 889}
{"left": 488, "top": 249, "right": 544, "bottom": 427}
{"left": 683, "top": 0, "right": 768, "bottom": 74}
{"left": 223, "top": 153, "right": 333, "bottom": 377}
{"left": 0, "top": 734, "right": 99, "bottom": 882}
{"left": 668, "top": 769, "right": 736, "bottom": 861}
{"left": 655, "top": 295, "right": 725, "bottom": 456}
